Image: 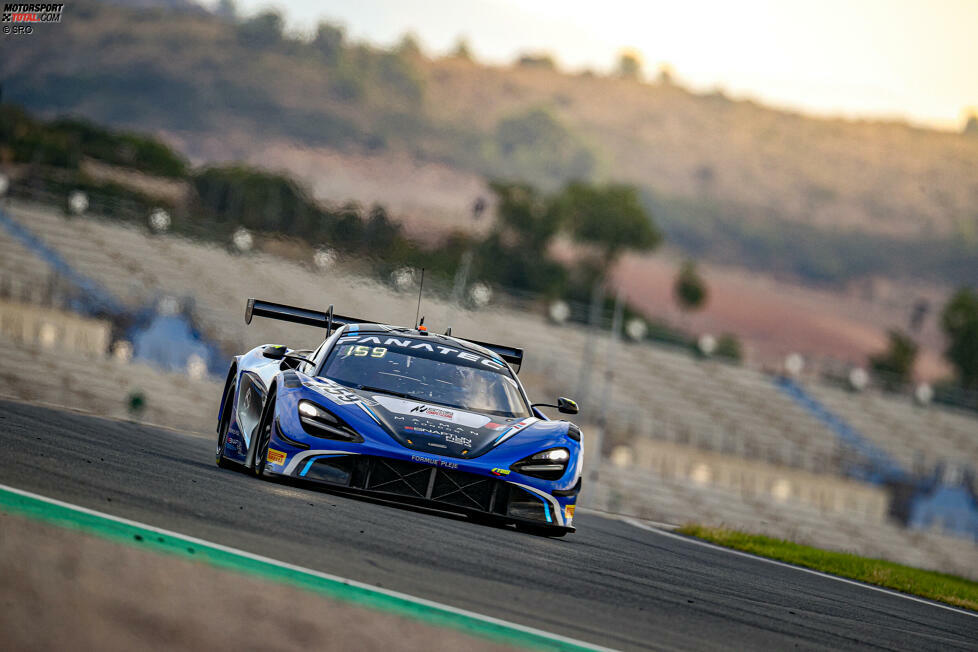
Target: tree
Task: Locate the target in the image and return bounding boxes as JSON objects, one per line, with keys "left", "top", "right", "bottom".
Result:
{"left": 674, "top": 261, "right": 708, "bottom": 313}
{"left": 869, "top": 329, "right": 918, "bottom": 386}
{"left": 236, "top": 11, "right": 284, "bottom": 49}
{"left": 516, "top": 53, "right": 556, "bottom": 70}
{"left": 451, "top": 37, "right": 473, "bottom": 61}
{"left": 375, "top": 52, "right": 425, "bottom": 106}
{"left": 657, "top": 63, "right": 675, "bottom": 85}
{"left": 963, "top": 112, "right": 978, "bottom": 137}
{"left": 489, "top": 181, "right": 561, "bottom": 251}
{"left": 551, "top": 182, "right": 660, "bottom": 280}
{"left": 616, "top": 50, "right": 643, "bottom": 80}
{"left": 491, "top": 108, "right": 595, "bottom": 187}
{"left": 215, "top": 0, "right": 236, "bottom": 20}
{"left": 941, "top": 288, "right": 978, "bottom": 389}
{"left": 313, "top": 22, "right": 345, "bottom": 63}
{"left": 473, "top": 181, "right": 569, "bottom": 294}
{"left": 396, "top": 33, "right": 423, "bottom": 60}
{"left": 715, "top": 333, "right": 743, "bottom": 362}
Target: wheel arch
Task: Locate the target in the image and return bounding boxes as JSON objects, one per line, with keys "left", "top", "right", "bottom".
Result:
{"left": 245, "top": 376, "right": 280, "bottom": 470}
{"left": 216, "top": 359, "right": 239, "bottom": 433}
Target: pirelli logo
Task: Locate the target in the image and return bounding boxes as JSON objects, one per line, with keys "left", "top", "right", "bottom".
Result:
{"left": 266, "top": 449, "right": 287, "bottom": 466}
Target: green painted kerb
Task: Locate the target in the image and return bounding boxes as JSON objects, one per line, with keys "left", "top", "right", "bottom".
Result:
{"left": 0, "top": 486, "right": 601, "bottom": 652}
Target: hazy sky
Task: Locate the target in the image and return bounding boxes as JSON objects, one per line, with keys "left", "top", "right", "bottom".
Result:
{"left": 222, "top": 0, "right": 978, "bottom": 130}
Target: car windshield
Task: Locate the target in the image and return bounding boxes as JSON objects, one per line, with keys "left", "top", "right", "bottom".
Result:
{"left": 320, "top": 335, "right": 531, "bottom": 418}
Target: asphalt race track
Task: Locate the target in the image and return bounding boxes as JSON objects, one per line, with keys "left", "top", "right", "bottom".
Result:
{"left": 1, "top": 399, "right": 975, "bottom": 650}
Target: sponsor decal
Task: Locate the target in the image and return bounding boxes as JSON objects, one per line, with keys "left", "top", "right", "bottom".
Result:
{"left": 339, "top": 345, "right": 388, "bottom": 359}
{"left": 337, "top": 335, "right": 506, "bottom": 371}
{"left": 410, "top": 404, "right": 454, "bottom": 419}
{"left": 373, "top": 395, "right": 491, "bottom": 428}
{"left": 445, "top": 433, "right": 472, "bottom": 447}
{"left": 266, "top": 449, "right": 287, "bottom": 465}
{"left": 410, "top": 454, "right": 459, "bottom": 470}
{"left": 406, "top": 425, "right": 445, "bottom": 436}
{"left": 490, "top": 468, "right": 510, "bottom": 476}
{"left": 405, "top": 425, "right": 474, "bottom": 447}
{"left": 303, "top": 378, "right": 374, "bottom": 405}
{"left": 565, "top": 504, "right": 575, "bottom": 522}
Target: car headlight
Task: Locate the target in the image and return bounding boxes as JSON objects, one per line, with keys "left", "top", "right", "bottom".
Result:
{"left": 510, "top": 447, "right": 570, "bottom": 480}
{"left": 297, "top": 400, "right": 363, "bottom": 442}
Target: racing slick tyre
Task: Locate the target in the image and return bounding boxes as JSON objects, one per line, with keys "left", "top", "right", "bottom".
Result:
{"left": 250, "top": 393, "right": 275, "bottom": 479}
{"left": 216, "top": 378, "right": 237, "bottom": 469}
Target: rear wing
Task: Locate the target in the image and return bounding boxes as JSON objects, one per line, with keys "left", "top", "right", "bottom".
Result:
{"left": 245, "top": 298, "right": 524, "bottom": 373}
{"left": 458, "top": 338, "right": 523, "bottom": 373}
{"left": 245, "top": 298, "right": 366, "bottom": 330}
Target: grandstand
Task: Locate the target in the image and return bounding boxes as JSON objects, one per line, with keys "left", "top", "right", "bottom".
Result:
{"left": 803, "top": 380, "right": 978, "bottom": 475}
{"left": 1, "top": 198, "right": 976, "bottom": 570}
{"left": 0, "top": 328, "right": 218, "bottom": 434}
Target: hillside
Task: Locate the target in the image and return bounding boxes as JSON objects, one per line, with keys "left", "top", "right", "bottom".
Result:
{"left": 3, "top": 0, "right": 977, "bottom": 286}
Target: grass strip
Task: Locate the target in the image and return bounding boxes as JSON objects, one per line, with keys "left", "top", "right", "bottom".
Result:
{"left": 677, "top": 524, "right": 978, "bottom": 611}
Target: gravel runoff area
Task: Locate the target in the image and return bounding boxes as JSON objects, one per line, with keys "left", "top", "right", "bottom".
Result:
{"left": 0, "top": 512, "right": 515, "bottom": 652}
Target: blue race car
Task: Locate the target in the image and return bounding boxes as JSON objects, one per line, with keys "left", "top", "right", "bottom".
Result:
{"left": 215, "top": 299, "right": 583, "bottom": 536}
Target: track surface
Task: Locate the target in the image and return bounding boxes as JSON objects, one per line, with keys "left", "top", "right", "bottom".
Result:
{"left": 1, "top": 399, "right": 975, "bottom": 650}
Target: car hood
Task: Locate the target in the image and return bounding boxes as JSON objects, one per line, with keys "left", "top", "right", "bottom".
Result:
{"left": 363, "top": 393, "right": 541, "bottom": 458}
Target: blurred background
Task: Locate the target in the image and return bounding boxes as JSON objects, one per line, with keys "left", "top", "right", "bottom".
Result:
{"left": 1, "top": 0, "right": 976, "bottom": 575}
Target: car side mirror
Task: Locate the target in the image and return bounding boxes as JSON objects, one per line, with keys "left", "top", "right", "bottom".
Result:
{"left": 557, "top": 397, "right": 579, "bottom": 415}
{"left": 285, "top": 352, "right": 315, "bottom": 365}
{"left": 532, "top": 397, "right": 579, "bottom": 415}
{"left": 262, "top": 345, "right": 287, "bottom": 360}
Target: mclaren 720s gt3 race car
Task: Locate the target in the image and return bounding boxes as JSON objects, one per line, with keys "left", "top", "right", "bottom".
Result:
{"left": 215, "top": 299, "right": 583, "bottom": 536}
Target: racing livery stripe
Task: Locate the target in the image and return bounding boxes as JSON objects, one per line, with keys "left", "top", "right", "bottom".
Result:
{"left": 300, "top": 454, "right": 346, "bottom": 476}
{"left": 492, "top": 417, "right": 538, "bottom": 446}
{"left": 0, "top": 483, "right": 604, "bottom": 651}
{"left": 282, "top": 449, "right": 360, "bottom": 476}
{"left": 358, "top": 402, "right": 383, "bottom": 425}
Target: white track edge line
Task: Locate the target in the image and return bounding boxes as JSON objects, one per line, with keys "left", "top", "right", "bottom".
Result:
{"left": 0, "top": 483, "right": 611, "bottom": 651}
{"left": 578, "top": 507, "right": 678, "bottom": 531}
{"left": 621, "top": 517, "right": 978, "bottom": 619}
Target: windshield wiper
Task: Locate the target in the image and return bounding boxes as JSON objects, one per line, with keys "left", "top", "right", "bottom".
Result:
{"left": 356, "top": 385, "right": 422, "bottom": 402}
